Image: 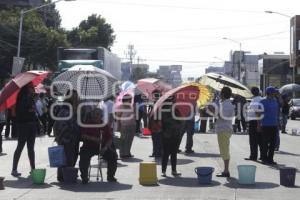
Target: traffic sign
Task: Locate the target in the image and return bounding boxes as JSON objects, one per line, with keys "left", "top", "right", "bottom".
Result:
{"left": 12, "top": 56, "right": 25, "bottom": 76}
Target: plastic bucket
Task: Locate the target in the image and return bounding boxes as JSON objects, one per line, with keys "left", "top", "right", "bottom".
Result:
{"left": 62, "top": 167, "right": 78, "bottom": 184}
{"left": 194, "top": 122, "right": 200, "bottom": 133}
{"left": 48, "top": 146, "right": 65, "bottom": 168}
{"left": 237, "top": 165, "right": 256, "bottom": 185}
{"left": 31, "top": 169, "right": 46, "bottom": 185}
{"left": 194, "top": 167, "right": 214, "bottom": 184}
{"left": 0, "top": 177, "right": 4, "bottom": 190}
{"left": 143, "top": 128, "right": 152, "bottom": 136}
{"left": 280, "top": 167, "right": 296, "bottom": 187}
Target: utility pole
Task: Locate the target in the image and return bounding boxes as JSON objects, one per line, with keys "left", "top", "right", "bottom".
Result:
{"left": 125, "top": 44, "right": 136, "bottom": 66}
{"left": 125, "top": 44, "right": 136, "bottom": 80}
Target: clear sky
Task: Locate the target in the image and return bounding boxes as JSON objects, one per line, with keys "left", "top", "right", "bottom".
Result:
{"left": 56, "top": 0, "right": 298, "bottom": 79}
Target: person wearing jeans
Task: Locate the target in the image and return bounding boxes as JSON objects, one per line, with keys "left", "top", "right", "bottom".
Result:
{"left": 11, "top": 84, "right": 38, "bottom": 177}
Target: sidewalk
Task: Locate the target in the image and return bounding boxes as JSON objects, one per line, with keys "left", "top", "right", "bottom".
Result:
{"left": 0, "top": 131, "right": 300, "bottom": 200}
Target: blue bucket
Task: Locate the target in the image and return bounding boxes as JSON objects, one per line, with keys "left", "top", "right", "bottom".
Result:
{"left": 195, "top": 167, "right": 214, "bottom": 184}
{"left": 280, "top": 167, "right": 296, "bottom": 187}
{"left": 48, "top": 146, "right": 65, "bottom": 168}
{"left": 237, "top": 165, "right": 256, "bottom": 184}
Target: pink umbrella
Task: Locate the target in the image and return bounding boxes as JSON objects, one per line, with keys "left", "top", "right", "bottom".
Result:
{"left": 0, "top": 71, "right": 50, "bottom": 112}
{"left": 35, "top": 83, "right": 47, "bottom": 94}
{"left": 136, "top": 78, "right": 172, "bottom": 100}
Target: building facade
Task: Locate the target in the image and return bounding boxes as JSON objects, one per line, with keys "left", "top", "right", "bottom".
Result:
{"left": 258, "top": 54, "right": 291, "bottom": 91}
{"left": 157, "top": 65, "right": 182, "bottom": 87}
{"left": 205, "top": 66, "right": 224, "bottom": 74}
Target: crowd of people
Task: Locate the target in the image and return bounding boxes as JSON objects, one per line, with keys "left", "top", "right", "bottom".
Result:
{"left": 0, "top": 82, "right": 292, "bottom": 184}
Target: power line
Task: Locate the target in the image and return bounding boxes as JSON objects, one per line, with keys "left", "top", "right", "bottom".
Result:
{"left": 115, "top": 21, "right": 288, "bottom": 33}
{"left": 81, "top": 0, "right": 269, "bottom": 14}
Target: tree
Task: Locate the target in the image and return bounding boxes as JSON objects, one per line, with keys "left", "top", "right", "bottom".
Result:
{"left": 37, "top": 0, "right": 62, "bottom": 29}
{"left": 67, "top": 14, "right": 115, "bottom": 49}
{"left": 0, "top": 8, "right": 69, "bottom": 76}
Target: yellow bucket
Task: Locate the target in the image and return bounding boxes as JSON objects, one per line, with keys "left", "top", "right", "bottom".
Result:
{"left": 139, "top": 162, "right": 158, "bottom": 185}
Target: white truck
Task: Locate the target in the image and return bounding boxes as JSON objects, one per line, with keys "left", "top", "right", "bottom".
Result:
{"left": 57, "top": 47, "right": 121, "bottom": 80}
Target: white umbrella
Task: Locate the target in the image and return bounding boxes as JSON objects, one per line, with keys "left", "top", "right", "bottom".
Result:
{"left": 198, "top": 73, "right": 252, "bottom": 98}
{"left": 52, "top": 65, "right": 119, "bottom": 100}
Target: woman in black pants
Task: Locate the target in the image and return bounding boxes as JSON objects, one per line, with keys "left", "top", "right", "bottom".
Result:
{"left": 161, "top": 99, "right": 184, "bottom": 177}
{"left": 11, "top": 84, "right": 37, "bottom": 177}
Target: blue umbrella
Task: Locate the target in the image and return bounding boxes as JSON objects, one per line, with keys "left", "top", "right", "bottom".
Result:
{"left": 121, "top": 81, "right": 135, "bottom": 91}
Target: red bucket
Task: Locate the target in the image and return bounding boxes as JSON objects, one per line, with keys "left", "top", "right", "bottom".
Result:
{"left": 143, "top": 128, "right": 152, "bottom": 136}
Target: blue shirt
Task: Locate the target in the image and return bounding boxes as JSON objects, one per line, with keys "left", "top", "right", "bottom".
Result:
{"left": 260, "top": 97, "right": 279, "bottom": 127}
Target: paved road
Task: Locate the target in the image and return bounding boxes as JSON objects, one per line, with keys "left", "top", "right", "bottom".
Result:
{"left": 0, "top": 120, "right": 300, "bottom": 200}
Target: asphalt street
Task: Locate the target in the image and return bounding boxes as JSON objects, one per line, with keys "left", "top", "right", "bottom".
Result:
{"left": 0, "top": 120, "right": 300, "bottom": 200}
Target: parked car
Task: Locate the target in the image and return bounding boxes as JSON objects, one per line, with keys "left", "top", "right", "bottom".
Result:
{"left": 289, "top": 98, "right": 300, "bottom": 120}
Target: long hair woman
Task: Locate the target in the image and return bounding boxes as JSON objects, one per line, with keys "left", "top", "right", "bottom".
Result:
{"left": 11, "top": 84, "right": 37, "bottom": 177}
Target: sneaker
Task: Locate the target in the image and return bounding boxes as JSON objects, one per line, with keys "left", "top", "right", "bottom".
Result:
{"left": 216, "top": 172, "right": 230, "bottom": 178}
{"left": 11, "top": 170, "right": 21, "bottom": 177}
{"left": 107, "top": 177, "right": 117, "bottom": 182}
{"left": 161, "top": 172, "right": 167, "bottom": 177}
{"left": 172, "top": 171, "right": 181, "bottom": 176}
{"left": 177, "top": 149, "right": 182, "bottom": 153}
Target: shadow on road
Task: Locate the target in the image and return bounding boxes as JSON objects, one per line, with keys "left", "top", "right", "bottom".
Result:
{"left": 120, "top": 157, "right": 143, "bottom": 163}
{"left": 51, "top": 181, "right": 132, "bottom": 192}
{"left": 158, "top": 177, "right": 221, "bottom": 187}
{"left": 275, "top": 150, "right": 300, "bottom": 157}
{"left": 155, "top": 158, "right": 194, "bottom": 166}
{"left": 183, "top": 152, "right": 220, "bottom": 158}
{"left": 90, "top": 162, "right": 128, "bottom": 168}
{"left": 224, "top": 177, "right": 279, "bottom": 189}
{"left": 0, "top": 153, "right": 7, "bottom": 157}
{"left": 4, "top": 177, "right": 53, "bottom": 189}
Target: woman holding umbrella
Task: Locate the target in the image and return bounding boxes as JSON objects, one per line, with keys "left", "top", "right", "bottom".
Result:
{"left": 11, "top": 84, "right": 37, "bottom": 177}
{"left": 161, "top": 97, "right": 184, "bottom": 177}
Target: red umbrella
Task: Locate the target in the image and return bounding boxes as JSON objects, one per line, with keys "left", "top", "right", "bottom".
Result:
{"left": 136, "top": 78, "right": 172, "bottom": 100}
{"left": 151, "top": 84, "right": 200, "bottom": 117}
{"left": 0, "top": 71, "right": 50, "bottom": 112}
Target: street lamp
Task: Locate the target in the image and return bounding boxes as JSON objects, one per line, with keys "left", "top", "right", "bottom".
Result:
{"left": 264, "top": 11, "right": 291, "bottom": 18}
{"left": 264, "top": 11, "right": 295, "bottom": 84}
{"left": 17, "top": 0, "right": 76, "bottom": 57}
{"left": 223, "top": 37, "right": 242, "bottom": 82}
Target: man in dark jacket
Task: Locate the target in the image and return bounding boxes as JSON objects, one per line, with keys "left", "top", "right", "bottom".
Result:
{"left": 79, "top": 108, "right": 117, "bottom": 184}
